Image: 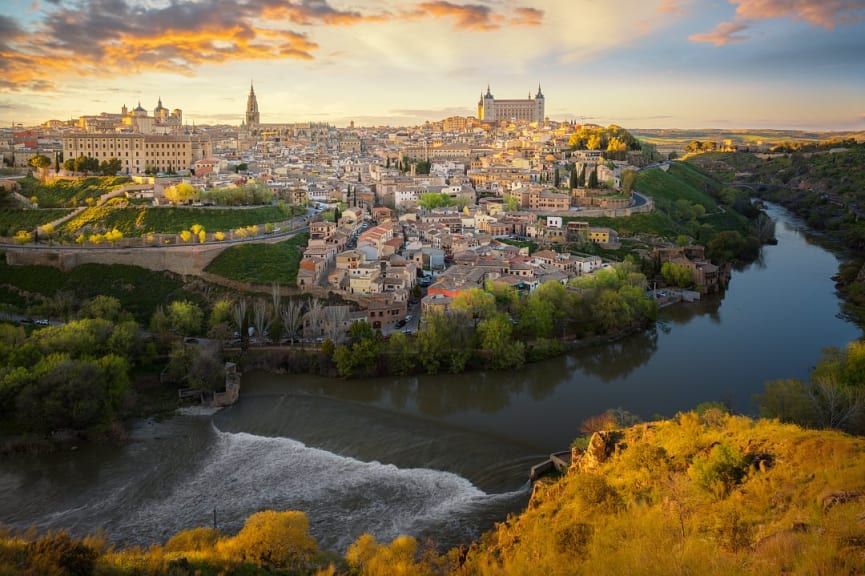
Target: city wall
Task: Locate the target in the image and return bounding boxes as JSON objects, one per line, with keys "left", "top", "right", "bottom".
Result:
{"left": 4, "top": 244, "right": 228, "bottom": 276}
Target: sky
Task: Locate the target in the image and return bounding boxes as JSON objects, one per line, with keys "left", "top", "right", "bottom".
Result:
{"left": 1, "top": 0, "right": 864, "bottom": 130}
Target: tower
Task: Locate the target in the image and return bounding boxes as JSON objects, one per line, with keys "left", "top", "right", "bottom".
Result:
{"left": 245, "top": 82, "right": 260, "bottom": 131}
{"left": 535, "top": 84, "right": 545, "bottom": 123}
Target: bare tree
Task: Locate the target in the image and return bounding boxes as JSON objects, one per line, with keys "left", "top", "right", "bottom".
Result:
{"left": 280, "top": 298, "right": 304, "bottom": 344}
{"left": 809, "top": 374, "right": 865, "bottom": 432}
{"left": 306, "top": 299, "right": 323, "bottom": 339}
{"left": 252, "top": 299, "right": 271, "bottom": 344}
{"left": 233, "top": 299, "right": 248, "bottom": 338}
{"left": 323, "top": 305, "right": 350, "bottom": 342}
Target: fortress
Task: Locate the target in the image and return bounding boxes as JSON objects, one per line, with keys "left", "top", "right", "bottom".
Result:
{"left": 477, "top": 85, "right": 545, "bottom": 124}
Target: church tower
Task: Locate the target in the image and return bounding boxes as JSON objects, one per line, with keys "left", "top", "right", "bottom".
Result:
{"left": 245, "top": 82, "right": 260, "bottom": 131}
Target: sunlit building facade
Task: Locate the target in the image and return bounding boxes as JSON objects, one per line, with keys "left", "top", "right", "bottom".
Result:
{"left": 477, "top": 85, "right": 545, "bottom": 124}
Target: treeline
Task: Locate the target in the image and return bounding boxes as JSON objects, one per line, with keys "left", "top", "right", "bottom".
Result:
{"left": 567, "top": 124, "right": 642, "bottom": 153}
{"left": 0, "top": 294, "right": 226, "bottom": 439}
{"left": 768, "top": 137, "right": 864, "bottom": 154}
{"left": 329, "top": 262, "right": 657, "bottom": 378}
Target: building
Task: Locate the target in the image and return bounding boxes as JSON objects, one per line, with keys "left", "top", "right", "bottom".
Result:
{"left": 245, "top": 83, "right": 260, "bottom": 132}
{"left": 477, "top": 85, "right": 545, "bottom": 124}
{"left": 62, "top": 133, "right": 193, "bottom": 175}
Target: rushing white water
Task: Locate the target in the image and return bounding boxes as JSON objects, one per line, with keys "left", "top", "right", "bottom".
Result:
{"left": 1, "top": 415, "right": 530, "bottom": 552}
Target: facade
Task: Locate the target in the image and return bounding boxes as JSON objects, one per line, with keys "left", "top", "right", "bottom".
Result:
{"left": 62, "top": 133, "right": 193, "bottom": 174}
{"left": 477, "top": 85, "right": 545, "bottom": 124}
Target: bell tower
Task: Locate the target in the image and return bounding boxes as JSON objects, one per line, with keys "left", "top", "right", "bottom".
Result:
{"left": 245, "top": 82, "right": 260, "bottom": 131}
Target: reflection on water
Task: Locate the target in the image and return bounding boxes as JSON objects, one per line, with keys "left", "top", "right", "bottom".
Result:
{"left": 576, "top": 328, "right": 659, "bottom": 382}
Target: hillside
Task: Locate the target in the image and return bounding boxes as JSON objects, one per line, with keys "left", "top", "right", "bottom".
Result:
{"left": 686, "top": 146, "right": 865, "bottom": 324}
{"left": 3, "top": 412, "right": 863, "bottom": 575}
{"left": 459, "top": 413, "right": 865, "bottom": 575}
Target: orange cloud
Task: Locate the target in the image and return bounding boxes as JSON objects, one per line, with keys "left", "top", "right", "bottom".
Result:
{"left": 732, "top": 0, "right": 865, "bottom": 28}
{"left": 409, "top": 1, "right": 504, "bottom": 31}
{"left": 405, "top": 1, "right": 543, "bottom": 31}
{"left": 689, "top": 21, "right": 750, "bottom": 45}
{"left": 0, "top": 0, "right": 375, "bottom": 91}
{"left": 511, "top": 7, "right": 544, "bottom": 26}
{"left": 657, "top": 0, "right": 688, "bottom": 15}
{"left": 691, "top": 0, "right": 865, "bottom": 46}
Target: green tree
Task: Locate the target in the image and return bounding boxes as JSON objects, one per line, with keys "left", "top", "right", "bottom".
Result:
{"left": 569, "top": 167, "right": 577, "bottom": 189}
{"left": 661, "top": 261, "right": 694, "bottom": 288}
{"left": 168, "top": 300, "right": 203, "bottom": 336}
{"left": 621, "top": 169, "right": 637, "bottom": 193}
{"left": 99, "top": 157, "right": 121, "bottom": 176}
{"left": 588, "top": 166, "right": 598, "bottom": 188}
{"left": 478, "top": 312, "right": 525, "bottom": 370}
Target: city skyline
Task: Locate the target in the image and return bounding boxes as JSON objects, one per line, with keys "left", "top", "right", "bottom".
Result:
{"left": 2, "top": 0, "right": 864, "bottom": 131}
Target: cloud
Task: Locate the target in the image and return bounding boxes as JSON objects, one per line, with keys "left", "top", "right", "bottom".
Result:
{"left": 732, "top": 0, "right": 865, "bottom": 28}
{"left": 408, "top": 1, "right": 504, "bottom": 31}
{"left": 689, "top": 21, "right": 750, "bottom": 45}
{"left": 511, "top": 7, "right": 544, "bottom": 26}
{"left": 405, "top": 1, "right": 543, "bottom": 31}
{"left": 691, "top": 0, "right": 865, "bottom": 45}
{"left": 0, "top": 0, "right": 379, "bottom": 92}
{"left": 657, "top": 0, "right": 688, "bottom": 15}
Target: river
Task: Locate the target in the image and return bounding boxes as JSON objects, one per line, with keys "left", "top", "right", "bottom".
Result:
{"left": 0, "top": 204, "right": 860, "bottom": 552}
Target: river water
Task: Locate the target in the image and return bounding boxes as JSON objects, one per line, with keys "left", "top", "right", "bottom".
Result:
{"left": 0, "top": 204, "right": 860, "bottom": 552}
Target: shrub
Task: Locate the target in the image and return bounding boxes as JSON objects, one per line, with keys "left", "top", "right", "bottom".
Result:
{"left": 688, "top": 443, "right": 748, "bottom": 499}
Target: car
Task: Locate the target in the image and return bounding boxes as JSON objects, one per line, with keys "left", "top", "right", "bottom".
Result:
{"left": 396, "top": 319, "right": 406, "bottom": 328}
{"left": 35, "top": 319, "right": 49, "bottom": 326}
{"left": 405, "top": 314, "right": 412, "bottom": 322}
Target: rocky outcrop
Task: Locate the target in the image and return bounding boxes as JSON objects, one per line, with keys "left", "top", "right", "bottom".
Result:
{"left": 570, "top": 430, "right": 622, "bottom": 473}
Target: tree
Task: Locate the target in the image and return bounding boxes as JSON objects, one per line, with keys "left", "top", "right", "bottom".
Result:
{"left": 28, "top": 154, "right": 51, "bottom": 171}
{"left": 621, "top": 169, "right": 637, "bottom": 194}
{"left": 99, "top": 158, "right": 121, "bottom": 176}
{"left": 252, "top": 299, "right": 271, "bottom": 343}
{"left": 554, "top": 168, "right": 560, "bottom": 188}
{"left": 478, "top": 312, "right": 525, "bottom": 370}
{"left": 280, "top": 299, "right": 304, "bottom": 344}
{"left": 164, "top": 182, "right": 197, "bottom": 204}
{"left": 588, "top": 166, "right": 598, "bottom": 188}
{"left": 168, "top": 300, "right": 203, "bottom": 336}
{"left": 569, "top": 168, "right": 577, "bottom": 189}
{"left": 225, "top": 510, "right": 317, "bottom": 570}
{"left": 578, "top": 164, "right": 586, "bottom": 187}
{"left": 661, "top": 262, "right": 694, "bottom": 288}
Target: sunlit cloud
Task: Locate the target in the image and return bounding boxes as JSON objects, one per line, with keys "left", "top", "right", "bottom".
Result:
{"left": 406, "top": 1, "right": 503, "bottom": 31}
{"left": 657, "top": 0, "right": 688, "bottom": 15}
{"left": 691, "top": 0, "right": 865, "bottom": 45}
{"left": 689, "top": 21, "right": 750, "bottom": 45}
{"left": 0, "top": 0, "right": 374, "bottom": 91}
{"left": 511, "top": 7, "right": 544, "bottom": 26}
{"left": 732, "top": 0, "right": 865, "bottom": 28}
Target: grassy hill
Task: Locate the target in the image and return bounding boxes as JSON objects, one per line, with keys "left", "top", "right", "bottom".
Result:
{"left": 3, "top": 412, "right": 863, "bottom": 575}
{"left": 204, "top": 234, "right": 308, "bottom": 285}
{"left": 0, "top": 256, "right": 199, "bottom": 323}
{"left": 572, "top": 161, "right": 759, "bottom": 262}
